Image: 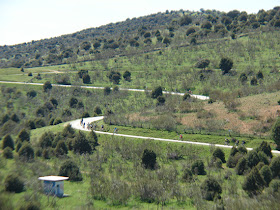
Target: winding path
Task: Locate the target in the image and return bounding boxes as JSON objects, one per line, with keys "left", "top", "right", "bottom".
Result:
{"left": 68, "top": 117, "right": 280, "bottom": 155}
{"left": 0, "top": 81, "right": 209, "bottom": 100}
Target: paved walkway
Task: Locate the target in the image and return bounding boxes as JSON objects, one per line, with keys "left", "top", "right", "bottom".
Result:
{"left": 68, "top": 117, "right": 280, "bottom": 154}
{"left": 0, "top": 81, "right": 209, "bottom": 100}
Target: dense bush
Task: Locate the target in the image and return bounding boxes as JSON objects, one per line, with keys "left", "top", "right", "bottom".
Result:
{"left": 212, "top": 148, "right": 226, "bottom": 163}
{"left": 39, "top": 132, "right": 54, "bottom": 149}
{"left": 17, "top": 129, "right": 30, "bottom": 142}
{"left": 269, "top": 179, "right": 280, "bottom": 193}
{"left": 201, "top": 177, "right": 222, "bottom": 201}
{"left": 18, "top": 143, "right": 34, "bottom": 161}
{"left": 141, "top": 149, "right": 157, "bottom": 170}
{"left": 55, "top": 140, "right": 68, "bottom": 156}
{"left": 260, "top": 165, "right": 273, "bottom": 186}
{"left": 219, "top": 57, "right": 233, "bottom": 74}
{"left": 235, "top": 157, "right": 247, "bottom": 175}
{"left": 69, "top": 97, "right": 78, "bottom": 108}
{"left": 4, "top": 174, "right": 24, "bottom": 193}
{"left": 26, "top": 90, "right": 37, "bottom": 98}
{"left": 59, "top": 160, "right": 83, "bottom": 181}
{"left": 104, "top": 87, "right": 111, "bottom": 95}
{"left": 270, "top": 156, "right": 280, "bottom": 178}
{"left": 43, "top": 81, "right": 52, "bottom": 92}
{"left": 73, "top": 131, "right": 93, "bottom": 154}
{"left": 191, "top": 160, "right": 206, "bottom": 175}
{"left": 2, "top": 134, "right": 14, "bottom": 150}
{"left": 3, "top": 147, "right": 13, "bottom": 159}
{"left": 242, "top": 167, "right": 265, "bottom": 196}
{"left": 53, "top": 118, "right": 62, "bottom": 125}
{"left": 182, "top": 168, "right": 193, "bottom": 182}
{"left": 271, "top": 119, "right": 280, "bottom": 150}
{"left": 94, "top": 106, "right": 102, "bottom": 115}
{"left": 151, "top": 86, "right": 163, "bottom": 99}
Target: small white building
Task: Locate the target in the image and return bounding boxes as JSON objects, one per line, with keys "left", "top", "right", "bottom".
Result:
{"left": 38, "top": 176, "right": 69, "bottom": 197}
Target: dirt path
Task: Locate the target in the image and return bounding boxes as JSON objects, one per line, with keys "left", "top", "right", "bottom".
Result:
{"left": 68, "top": 117, "right": 280, "bottom": 154}
{"left": 0, "top": 81, "right": 209, "bottom": 100}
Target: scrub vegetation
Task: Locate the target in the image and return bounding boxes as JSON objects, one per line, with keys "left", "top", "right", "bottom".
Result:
{"left": 1, "top": 6, "right": 280, "bottom": 209}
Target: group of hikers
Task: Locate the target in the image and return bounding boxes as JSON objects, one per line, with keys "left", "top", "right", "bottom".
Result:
{"left": 225, "top": 138, "right": 245, "bottom": 146}
{"left": 80, "top": 118, "right": 118, "bottom": 133}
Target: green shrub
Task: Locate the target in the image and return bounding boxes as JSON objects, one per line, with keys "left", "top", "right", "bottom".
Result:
{"left": 69, "top": 97, "right": 78, "bottom": 108}
{"left": 3, "top": 147, "right": 13, "bottom": 159}
{"left": 236, "top": 156, "right": 247, "bottom": 175}
{"left": 260, "top": 165, "right": 272, "bottom": 186}
{"left": 182, "top": 168, "right": 193, "bottom": 182}
{"left": 17, "top": 129, "right": 30, "bottom": 142}
{"left": 4, "top": 174, "right": 24, "bottom": 193}
{"left": 2, "top": 134, "right": 14, "bottom": 150}
{"left": 270, "top": 156, "right": 280, "bottom": 178}
{"left": 59, "top": 160, "right": 83, "bottom": 181}
{"left": 104, "top": 87, "right": 111, "bottom": 95}
{"left": 55, "top": 140, "right": 68, "bottom": 156}
{"left": 247, "top": 150, "right": 260, "bottom": 168}
{"left": 26, "top": 90, "right": 37, "bottom": 98}
{"left": 11, "top": 113, "right": 20, "bottom": 123}
{"left": 81, "top": 112, "right": 90, "bottom": 118}
{"left": 201, "top": 177, "right": 222, "bottom": 201}
{"left": 27, "top": 119, "right": 36, "bottom": 129}
{"left": 42, "top": 148, "right": 52, "bottom": 159}
{"left": 43, "top": 81, "right": 52, "bottom": 92}
{"left": 151, "top": 86, "right": 163, "bottom": 99}
{"left": 213, "top": 148, "right": 226, "bottom": 163}
{"left": 269, "top": 179, "right": 280, "bottom": 193}
{"left": 18, "top": 143, "right": 34, "bottom": 161}
{"left": 242, "top": 167, "right": 265, "bottom": 196}
{"left": 39, "top": 132, "right": 54, "bottom": 149}
{"left": 62, "top": 124, "right": 76, "bottom": 138}
{"left": 191, "top": 160, "right": 206, "bottom": 175}
{"left": 141, "top": 149, "right": 157, "bottom": 170}
{"left": 16, "top": 142, "right": 22, "bottom": 152}
{"left": 256, "top": 141, "right": 272, "bottom": 158}
{"left": 53, "top": 118, "right": 62, "bottom": 125}
{"left": 73, "top": 131, "right": 93, "bottom": 154}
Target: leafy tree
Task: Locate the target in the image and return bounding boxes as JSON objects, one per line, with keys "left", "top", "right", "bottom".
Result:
{"left": 247, "top": 150, "right": 260, "bottom": 168}
{"left": 104, "top": 87, "right": 111, "bottom": 95}
{"left": 162, "top": 37, "right": 171, "bottom": 45}
{"left": 94, "top": 106, "right": 102, "bottom": 115}
{"left": 17, "top": 129, "right": 30, "bottom": 142}
{"left": 256, "top": 141, "right": 272, "bottom": 158}
{"left": 257, "top": 71, "right": 264, "bottom": 79}
{"left": 55, "top": 140, "right": 68, "bottom": 156}
{"left": 196, "top": 59, "right": 210, "bottom": 70}
{"left": 39, "top": 132, "right": 54, "bottom": 149}
{"left": 2, "top": 134, "right": 14, "bottom": 150}
{"left": 69, "top": 97, "right": 78, "bottom": 108}
{"left": 201, "top": 177, "right": 222, "bottom": 201}
{"left": 260, "top": 165, "right": 273, "bottom": 186}
{"left": 230, "top": 146, "right": 238, "bottom": 157}
{"left": 271, "top": 119, "right": 280, "bottom": 150}
{"left": 142, "top": 149, "right": 157, "bottom": 170}
{"left": 236, "top": 157, "right": 247, "bottom": 175}
{"left": 201, "top": 21, "right": 212, "bottom": 29}
{"left": 26, "top": 90, "right": 37, "bottom": 98}
{"left": 3, "top": 147, "right": 13, "bottom": 159}
{"left": 186, "top": 27, "right": 196, "bottom": 36}
{"left": 219, "top": 57, "right": 233, "bottom": 74}
{"left": 87, "top": 130, "right": 99, "bottom": 148}
{"left": 82, "top": 74, "right": 91, "bottom": 84}
{"left": 50, "top": 98, "right": 58, "bottom": 107}
{"left": 269, "top": 179, "right": 280, "bottom": 193}
{"left": 62, "top": 124, "right": 76, "bottom": 138}
{"left": 227, "top": 10, "right": 240, "bottom": 19}
{"left": 78, "top": 70, "right": 88, "bottom": 79}
{"left": 59, "top": 160, "right": 83, "bottom": 181}
{"left": 251, "top": 77, "right": 258, "bottom": 86}
{"left": 239, "top": 73, "right": 248, "bottom": 83}
{"left": 242, "top": 167, "right": 265, "bottom": 196}
{"left": 179, "top": 15, "right": 192, "bottom": 26}
{"left": 191, "top": 160, "right": 206, "bottom": 175}
{"left": 156, "top": 96, "right": 165, "bottom": 106}
{"left": 18, "top": 143, "right": 34, "bottom": 161}
{"left": 112, "top": 73, "right": 121, "bottom": 84}
{"left": 73, "top": 131, "right": 93, "bottom": 154}
{"left": 190, "top": 37, "right": 197, "bottom": 45}
{"left": 4, "top": 174, "right": 24, "bottom": 193}
{"left": 151, "top": 86, "right": 163, "bottom": 99}
{"left": 270, "top": 156, "right": 280, "bottom": 178}
{"left": 212, "top": 148, "right": 226, "bottom": 163}
{"left": 43, "top": 81, "right": 52, "bottom": 92}
{"left": 123, "top": 71, "right": 131, "bottom": 81}
{"left": 182, "top": 168, "right": 193, "bottom": 182}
